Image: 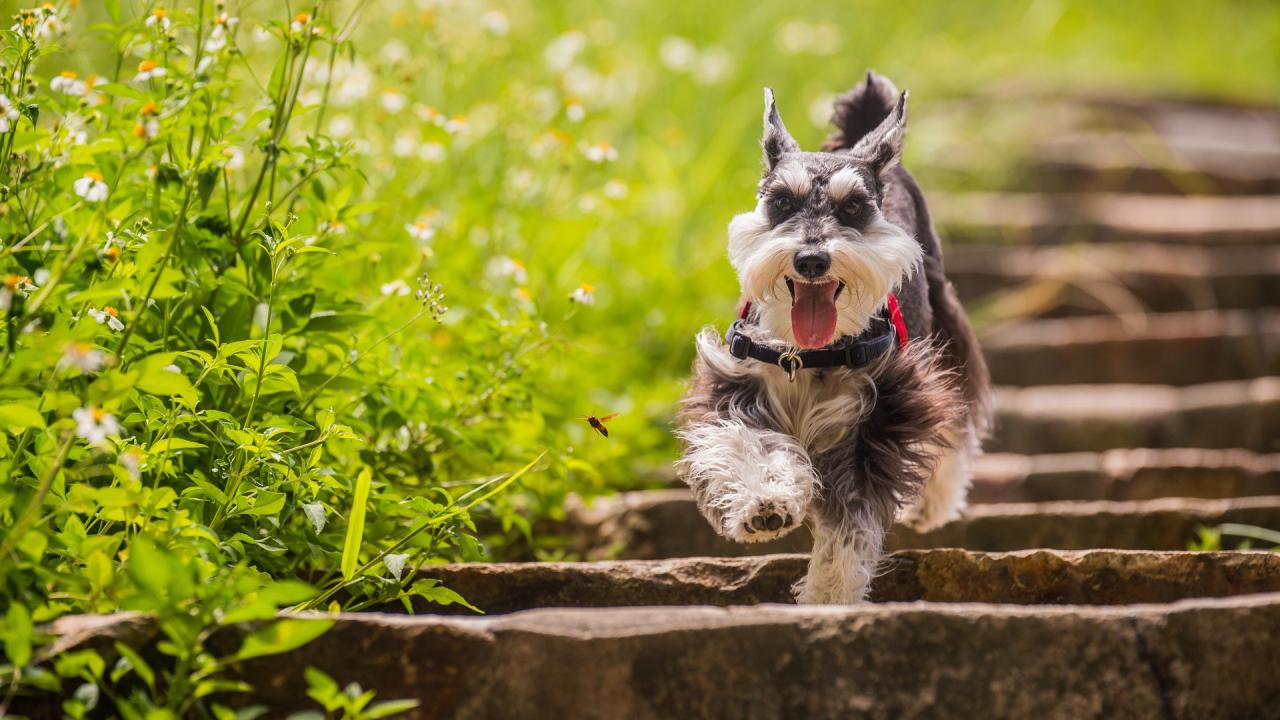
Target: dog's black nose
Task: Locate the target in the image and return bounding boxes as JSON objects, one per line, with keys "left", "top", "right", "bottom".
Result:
{"left": 793, "top": 251, "right": 831, "bottom": 279}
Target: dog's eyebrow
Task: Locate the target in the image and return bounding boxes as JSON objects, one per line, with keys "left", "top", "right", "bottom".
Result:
{"left": 828, "top": 167, "right": 867, "bottom": 202}
{"left": 773, "top": 165, "right": 812, "bottom": 197}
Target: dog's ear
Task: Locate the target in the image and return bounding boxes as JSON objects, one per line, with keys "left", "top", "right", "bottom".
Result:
{"left": 762, "top": 88, "right": 800, "bottom": 170}
{"left": 851, "top": 90, "right": 907, "bottom": 178}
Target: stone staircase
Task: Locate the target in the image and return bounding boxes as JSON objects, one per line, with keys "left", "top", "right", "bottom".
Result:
{"left": 43, "top": 98, "right": 1280, "bottom": 718}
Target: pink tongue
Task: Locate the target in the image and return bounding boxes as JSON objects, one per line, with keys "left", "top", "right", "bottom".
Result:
{"left": 791, "top": 281, "right": 839, "bottom": 349}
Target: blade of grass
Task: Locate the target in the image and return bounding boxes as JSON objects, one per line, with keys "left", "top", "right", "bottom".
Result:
{"left": 340, "top": 466, "right": 373, "bottom": 580}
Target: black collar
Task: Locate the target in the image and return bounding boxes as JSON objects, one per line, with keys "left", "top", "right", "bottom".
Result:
{"left": 726, "top": 318, "right": 896, "bottom": 381}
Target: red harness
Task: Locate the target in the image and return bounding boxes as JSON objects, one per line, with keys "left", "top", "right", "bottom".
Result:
{"left": 737, "top": 292, "right": 910, "bottom": 351}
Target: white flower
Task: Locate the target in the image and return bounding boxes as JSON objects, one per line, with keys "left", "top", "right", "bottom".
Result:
{"left": 0, "top": 274, "right": 33, "bottom": 312}
{"left": 222, "top": 145, "right": 244, "bottom": 171}
{"left": 330, "top": 61, "right": 372, "bottom": 106}
{"left": 659, "top": 36, "right": 697, "bottom": 72}
{"left": 481, "top": 10, "right": 510, "bottom": 36}
{"left": 144, "top": 8, "right": 171, "bottom": 31}
{"left": 74, "top": 172, "right": 109, "bottom": 203}
{"left": 0, "top": 94, "right": 19, "bottom": 133}
{"left": 134, "top": 59, "right": 167, "bottom": 83}
{"left": 88, "top": 305, "right": 125, "bottom": 332}
{"left": 581, "top": 141, "right": 617, "bottom": 163}
{"left": 417, "top": 142, "right": 447, "bottom": 163}
{"left": 570, "top": 283, "right": 596, "bottom": 305}
{"left": 380, "top": 279, "right": 411, "bottom": 296}
{"left": 545, "top": 31, "right": 586, "bottom": 71}
{"left": 119, "top": 448, "right": 145, "bottom": 479}
{"left": 73, "top": 407, "right": 121, "bottom": 445}
{"left": 512, "top": 287, "right": 534, "bottom": 309}
{"left": 302, "top": 502, "right": 327, "bottom": 533}
{"left": 205, "top": 13, "right": 238, "bottom": 52}
{"left": 133, "top": 118, "right": 160, "bottom": 139}
{"left": 405, "top": 219, "right": 437, "bottom": 242}
{"left": 604, "top": 179, "right": 629, "bottom": 199}
{"left": 487, "top": 256, "right": 528, "bottom": 284}
{"left": 50, "top": 71, "right": 86, "bottom": 96}
{"left": 59, "top": 342, "right": 106, "bottom": 373}
{"left": 327, "top": 114, "right": 354, "bottom": 137}
{"left": 777, "top": 19, "right": 841, "bottom": 56}
{"left": 694, "top": 47, "right": 732, "bottom": 85}
{"left": 391, "top": 132, "right": 418, "bottom": 158}
{"left": 443, "top": 115, "right": 469, "bottom": 135}
{"left": 290, "top": 12, "right": 312, "bottom": 34}
{"left": 379, "top": 40, "right": 409, "bottom": 64}
{"left": 383, "top": 553, "right": 408, "bottom": 581}
{"left": 565, "top": 99, "right": 585, "bottom": 123}
{"left": 380, "top": 90, "right": 407, "bottom": 113}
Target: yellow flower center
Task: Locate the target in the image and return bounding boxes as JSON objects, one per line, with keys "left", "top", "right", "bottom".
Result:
{"left": 153, "top": 8, "right": 167, "bottom": 18}
{"left": 295, "top": 13, "right": 310, "bottom": 24}
{"left": 4, "top": 274, "right": 23, "bottom": 289}
{"left": 60, "top": 70, "right": 78, "bottom": 79}
{"left": 140, "top": 101, "right": 157, "bottom": 115}
{"left": 85, "top": 170, "right": 104, "bottom": 182}
{"left": 103, "top": 306, "right": 119, "bottom": 318}
{"left": 91, "top": 407, "right": 106, "bottom": 422}
{"left": 579, "top": 283, "right": 594, "bottom": 293}
{"left": 138, "top": 59, "right": 157, "bottom": 72}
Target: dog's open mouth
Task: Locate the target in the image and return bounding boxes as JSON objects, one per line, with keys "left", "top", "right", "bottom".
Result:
{"left": 786, "top": 278, "right": 844, "bottom": 349}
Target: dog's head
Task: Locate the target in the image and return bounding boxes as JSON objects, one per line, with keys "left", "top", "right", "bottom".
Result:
{"left": 727, "top": 83, "right": 922, "bottom": 349}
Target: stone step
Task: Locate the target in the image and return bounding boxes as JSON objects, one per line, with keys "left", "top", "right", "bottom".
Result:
{"left": 1029, "top": 132, "right": 1280, "bottom": 195}
{"left": 971, "top": 449, "right": 1280, "bottom": 503}
{"left": 931, "top": 192, "right": 1280, "bottom": 246}
{"left": 40, "top": 595, "right": 1280, "bottom": 719}
{"left": 404, "top": 551, "right": 1280, "bottom": 614}
{"left": 563, "top": 490, "right": 1280, "bottom": 560}
{"left": 982, "top": 309, "right": 1280, "bottom": 386}
{"left": 992, "top": 377, "right": 1279, "bottom": 454}
{"left": 946, "top": 243, "right": 1280, "bottom": 314}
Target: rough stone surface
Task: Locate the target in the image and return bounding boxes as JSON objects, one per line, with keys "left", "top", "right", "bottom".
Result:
{"left": 35, "top": 597, "right": 1280, "bottom": 719}
{"left": 932, "top": 191, "right": 1280, "bottom": 246}
{"left": 992, "top": 377, "right": 1280, "bottom": 453}
{"left": 971, "top": 449, "right": 1280, "bottom": 503}
{"left": 401, "top": 550, "right": 1280, "bottom": 614}
{"left": 982, "top": 309, "right": 1280, "bottom": 386}
{"left": 563, "top": 490, "right": 1280, "bottom": 559}
{"left": 947, "top": 242, "right": 1280, "bottom": 313}
{"left": 1031, "top": 131, "right": 1280, "bottom": 195}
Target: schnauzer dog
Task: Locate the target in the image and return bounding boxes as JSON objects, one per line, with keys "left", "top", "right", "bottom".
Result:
{"left": 677, "top": 71, "right": 991, "bottom": 604}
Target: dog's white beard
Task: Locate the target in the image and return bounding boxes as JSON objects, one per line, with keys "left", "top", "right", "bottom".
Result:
{"left": 728, "top": 207, "right": 922, "bottom": 346}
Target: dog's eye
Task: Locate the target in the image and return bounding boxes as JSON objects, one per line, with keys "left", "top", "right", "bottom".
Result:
{"left": 837, "top": 201, "right": 863, "bottom": 224}
{"left": 770, "top": 195, "right": 795, "bottom": 215}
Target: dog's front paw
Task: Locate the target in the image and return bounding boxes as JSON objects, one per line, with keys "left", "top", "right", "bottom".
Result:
{"left": 722, "top": 491, "right": 806, "bottom": 544}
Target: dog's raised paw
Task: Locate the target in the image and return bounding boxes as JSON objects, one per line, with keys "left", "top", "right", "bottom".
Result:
{"left": 731, "top": 498, "right": 803, "bottom": 543}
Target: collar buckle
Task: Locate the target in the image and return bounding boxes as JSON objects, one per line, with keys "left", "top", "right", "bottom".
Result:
{"left": 778, "top": 347, "right": 803, "bottom": 382}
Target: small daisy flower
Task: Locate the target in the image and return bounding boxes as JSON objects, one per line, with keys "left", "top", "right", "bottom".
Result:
{"left": 405, "top": 217, "right": 437, "bottom": 242}
{"left": 417, "top": 142, "right": 447, "bottom": 163}
{"left": 222, "top": 145, "right": 244, "bottom": 171}
{"left": 604, "top": 179, "right": 629, "bottom": 199}
{"left": 443, "top": 115, "right": 469, "bottom": 135}
{"left": 380, "top": 90, "right": 407, "bottom": 113}
{"left": 581, "top": 141, "right": 618, "bottom": 163}
{"left": 146, "top": 164, "right": 158, "bottom": 180}
{"left": 88, "top": 305, "right": 125, "bottom": 331}
{"left": 545, "top": 30, "right": 587, "bottom": 71}
{"left": 144, "top": 8, "right": 171, "bottom": 31}
{"left": 0, "top": 274, "right": 34, "bottom": 312}
{"left": 59, "top": 342, "right": 106, "bottom": 373}
{"left": 0, "top": 94, "right": 19, "bottom": 133}
{"left": 101, "top": 244, "right": 122, "bottom": 264}
{"left": 290, "top": 12, "right": 311, "bottom": 34}
{"left": 133, "top": 119, "right": 160, "bottom": 139}
{"left": 659, "top": 36, "right": 697, "bottom": 72}
{"left": 481, "top": 10, "right": 510, "bottom": 36}
{"left": 73, "top": 406, "right": 121, "bottom": 446}
{"left": 319, "top": 219, "right": 347, "bottom": 235}
{"left": 74, "top": 171, "right": 109, "bottom": 203}
{"left": 119, "top": 447, "right": 145, "bottom": 479}
{"left": 512, "top": 287, "right": 535, "bottom": 309}
{"left": 487, "top": 256, "right": 528, "bottom": 284}
{"left": 415, "top": 104, "right": 442, "bottom": 124}
{"left": 134, "top": 59, "right": 167, "bottom": 83}
{"left": 205, "top": 13, "right": 238, "bottom": 51}
{"left": 570, "top": 283, "right": 596, "bottom": 305}
{"left": 51, "top": 70, "right": 86, "bottom": 96}
{"left": 380, "top": 279, "right": 411, "bottom": 296}
{"left": 565, "top": 98, "right": 585, "bottom": 123}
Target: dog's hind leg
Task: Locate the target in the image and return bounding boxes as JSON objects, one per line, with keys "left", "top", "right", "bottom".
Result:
{"left": 899, "top": 426, "right": 974, "bottom": 532}
{"left": 677, "top": 419, "right": 817, "bottom": 544}
{"left": 794, "top": 510, "right": 886, "bottom": 604}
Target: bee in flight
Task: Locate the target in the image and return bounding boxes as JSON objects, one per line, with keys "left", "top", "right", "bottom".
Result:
{"left": 580, "top": 412, "right": 619, "bottom": 438}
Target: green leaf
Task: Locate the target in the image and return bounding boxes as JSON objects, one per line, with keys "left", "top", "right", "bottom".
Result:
{"left": 235, "top": 618, "right": 333, "bottom": 661}
{"left": 148, "top": 438, "right": 207, "bottom": 454}
{"left": 136, "top": 370, "right": 199, "bottom": 405}
{"left": 340, "top": 467, "right": 372, "bottom": 580}
{"left": 112, "top": 642, "right": 156, "bottom": 692}
{"left": 365, "top": 699, "right": 421, "bottom": 719}
{"left": 408, "top": 579, "right": 482, "bottom": 613}
{"left": 242, "top": 490, "right": 286, "bottom": 516}
{"left": 302, "top": 312, "right": 371, "bottom": 334}
{"left": 0, "top": 403, "right": 45, "bottom": 430}
{"left": 1, "top": 604, "right": 33, "bottom": 668}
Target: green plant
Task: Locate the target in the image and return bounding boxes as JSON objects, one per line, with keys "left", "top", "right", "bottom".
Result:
{"left": 290, "top": 667, "right": 418, "bottom": 720}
